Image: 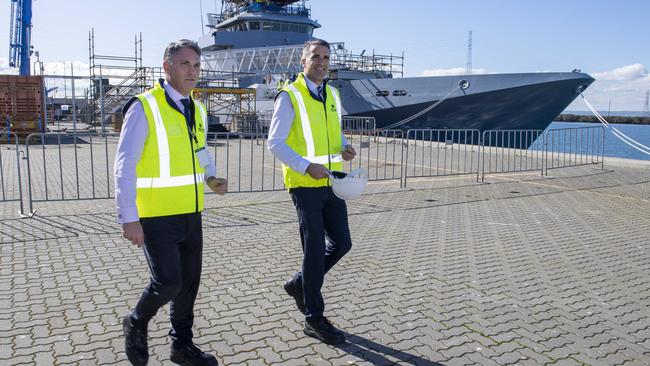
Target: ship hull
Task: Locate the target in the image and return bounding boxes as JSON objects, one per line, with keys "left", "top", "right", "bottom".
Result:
{"left": 331, "top": 72, "right": 594, "bottom": 133}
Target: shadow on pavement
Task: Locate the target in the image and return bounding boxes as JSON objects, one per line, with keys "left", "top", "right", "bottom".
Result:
{"left": 335, "top": 333, "right": 445, "bottom": 366}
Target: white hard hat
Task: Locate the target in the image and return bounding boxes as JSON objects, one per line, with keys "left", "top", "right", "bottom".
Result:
{"left": 330, "top": 168, "right": 368, "bottom": 200}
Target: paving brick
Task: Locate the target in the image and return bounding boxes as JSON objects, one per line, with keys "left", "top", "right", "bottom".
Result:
{"left": 2, "top": 165, "right": 650, "bottom": 365}
{"left": 279, "top": 345, "right": 318, "bottom": 361}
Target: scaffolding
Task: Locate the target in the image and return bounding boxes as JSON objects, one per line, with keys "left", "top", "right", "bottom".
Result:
{"left": 87, "top": 28, "right": 147, "bottom": 129}
{"left": 192, "top": 86, "right": 258, "bottom": 133}
{"left": 329, "top": 43, "right": 404, "bottom": 78}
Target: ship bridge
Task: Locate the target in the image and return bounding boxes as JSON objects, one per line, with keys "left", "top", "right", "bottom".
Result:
{"left": 200, "top": 0, "right": 317, "bottom": 51}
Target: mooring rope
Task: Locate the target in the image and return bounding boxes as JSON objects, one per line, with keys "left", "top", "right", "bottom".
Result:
{"left": 580, "top": 94, "right": 650, "bottom": 156}
{"left": 379, "top": 80, "right": 468, "bottom": 130}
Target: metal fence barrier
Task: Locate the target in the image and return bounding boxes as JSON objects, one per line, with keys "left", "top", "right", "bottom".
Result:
{"left": 543, "top": 126, "right": 605, "bottom": 174}
{"left": 0, "top": 126, "right": 608, "bottom": 217}
{"left": 344, "top": 129, "right": 405, "bottom": 185}
{"left": 480, "top": 130, "right": 545, "bottom": 181}
{"left": 342, "top": 116, "right": 375, "bottom": 136}
{"left": 0, "top": 132, "right": 25, "bottom": 214}
{"left": 24, "top": 132, "right": 118, "bottom": 214}
{"left": 367, "top": 130, "right": 405, "bottom": 182}
{"left": 404, "top": 129, "right": 481, "bottom": 186}
{"left": 208, "top": 132, "right": 284, "bottom": 193}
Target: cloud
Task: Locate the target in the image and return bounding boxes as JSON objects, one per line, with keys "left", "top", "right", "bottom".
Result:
{"left": 39, "top": 60, "right": 90, "bottom": 77}
{"left": 421, "top": 67, "right": 488, "bottom": 76}
{"left": 593, "top": 63, "right": 648, "bottom": 81}
{"left": 1, "top": 57, "right": 133, "bottom": 78}
{"left": 567, "top": 64, "right": 650, "bottom": 111}
{"left": 0, "top": 57, "right": 19, "bottom": 75}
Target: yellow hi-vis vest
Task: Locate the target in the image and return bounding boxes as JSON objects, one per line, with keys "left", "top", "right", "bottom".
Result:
{"left": 281, "top": 73, "right": 343, "bottom": 189}
{"left": 135, "top": 81, "right": 208, "bottom": 218}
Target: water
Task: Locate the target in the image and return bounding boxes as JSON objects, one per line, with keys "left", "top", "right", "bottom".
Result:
{"left": 545, "top": 121, "right": 650, "bottom": 161}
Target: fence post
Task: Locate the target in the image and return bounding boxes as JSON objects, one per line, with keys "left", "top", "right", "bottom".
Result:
{"left": 14, "top": 134, "right": 26, "bottom": 217}
{"left": 24, "top": 133, "right": 36, "bottom": 216}
{"left": 477, "top": 131, "right": 482, "bottom": 182}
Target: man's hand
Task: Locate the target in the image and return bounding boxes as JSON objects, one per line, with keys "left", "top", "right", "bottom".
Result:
{"left": 207, "top": 176, "right": 228, "bottom": 195}
{"left": 342, "top": 145, "right": 356, "bottom": 161}
{"left": 306, "top": 163, "right": 329, "bottom": 179}
{"left": 122, "top": 221, "right": 144, "bottom": 248}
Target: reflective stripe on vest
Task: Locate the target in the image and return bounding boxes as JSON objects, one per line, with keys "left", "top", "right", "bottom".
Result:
{"left": 196, "top": 102, "right": 208, "bottom": 126}
{"left": 286, "top": 84, "right": 343, "bottom": 165}
{"left": 137, "top": 93, "right": 204, "bottom": 189}
{"left": 330, "top": 85, "right": 343, "bottom": 122}
{"left": 305, "top": 154, "right": 343, "bottom": 164}
{"left": 137, "top": 173, "right": 205, "bottom": 188}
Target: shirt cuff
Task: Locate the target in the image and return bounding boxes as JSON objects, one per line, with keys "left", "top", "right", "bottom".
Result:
{"left": 297, "top": 159, "right": 311, "bottom": 175}
{"left": 117, "top": 206, "right": 139, "bottom": 224}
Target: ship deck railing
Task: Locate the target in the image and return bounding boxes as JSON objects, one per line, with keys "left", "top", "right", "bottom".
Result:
{"left": 202, "top": 42, "right": 404, "bottom": 77}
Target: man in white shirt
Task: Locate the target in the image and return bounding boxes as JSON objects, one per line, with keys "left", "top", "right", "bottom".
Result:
{"left": 114, "top": 39, "right": 225, "bottom": 366}
{"left": 268, "top": 39, "right": 356, "bottom": 345}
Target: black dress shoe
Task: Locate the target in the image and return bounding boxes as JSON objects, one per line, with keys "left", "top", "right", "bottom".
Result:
{"left": 123, "top": 315, "right": 148, "bottom": 366}
{"left": 304, "top": 317, "right": 345, "bottom": 345}
{"left": 283, "top": 280, "right": 306, "bottom": 314}
{"left": 170, "top": 342, "right": 219, "bottom": 366}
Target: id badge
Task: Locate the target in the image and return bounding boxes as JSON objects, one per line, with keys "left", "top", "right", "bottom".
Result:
{"left": 195, "top": 147, "right": 210, "bottom": 168}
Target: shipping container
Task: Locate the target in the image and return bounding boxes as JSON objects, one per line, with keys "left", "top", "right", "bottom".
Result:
{"left": 0, "top": 75, "right": 45, "bottom": 136}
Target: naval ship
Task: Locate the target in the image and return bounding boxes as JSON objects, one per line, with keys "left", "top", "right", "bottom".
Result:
{"left": 198, "top": 0, "right": 594, "bottom": 138}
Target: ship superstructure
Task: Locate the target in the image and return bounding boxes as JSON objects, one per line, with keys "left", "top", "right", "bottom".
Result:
{"left": 199, "top": 0, "right": 594, "bottom": 142}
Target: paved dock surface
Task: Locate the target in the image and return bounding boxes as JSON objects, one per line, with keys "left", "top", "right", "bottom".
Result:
{"left": 1, "top": 164, "right": 649, "bottom": 365}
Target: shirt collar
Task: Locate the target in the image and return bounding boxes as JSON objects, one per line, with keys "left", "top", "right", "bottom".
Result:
{"left": 163, "top": 80, "right": 188, "bottom": 110}
{"left": 303, "top": 75, "right": 323, "bottom": 95}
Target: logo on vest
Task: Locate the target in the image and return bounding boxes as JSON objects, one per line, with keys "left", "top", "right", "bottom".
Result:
{"left": 197, "top": 122, "right": 204, "bottom": 132}
{"left": 330, "top": 103, "right": 337, "bottom": 112}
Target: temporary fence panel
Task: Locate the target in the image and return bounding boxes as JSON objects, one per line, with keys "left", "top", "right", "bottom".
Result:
{"left": 480, "top": 130, "right": 544, "bottom": 181}
{"left": 543, "top": 126, "right": 605, "bottom": 174}
{"left": 404, "top": 129, "right": 480, "bottom": 186}
{"left": 0, "top": 132, "right": 26, "bottom": 214}
{"left": 24, "top": 132, "right": 117, "bottom": 213}
{"left": 368, "top": 130, "right": 405, "bottom": 182}
{"left": 342, "top": 116, "right": 375, "bottom": 136}
{"left": 209, "top": 132, "right": 285, "bottom": 193}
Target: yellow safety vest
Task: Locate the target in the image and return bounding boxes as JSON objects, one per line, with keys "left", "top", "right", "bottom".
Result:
{"left": 135, "top": 81, "right": 208, "bottom": 218}
{"left": 281, "top": 73, "right": 343, "bottom": 189}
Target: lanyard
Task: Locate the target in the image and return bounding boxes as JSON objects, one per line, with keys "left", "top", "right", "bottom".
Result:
{"left": 181, "top": 100, "right": 198, "bottom": 144}
{"left": 186, "top": 120, "right": 198, "bottom": 144}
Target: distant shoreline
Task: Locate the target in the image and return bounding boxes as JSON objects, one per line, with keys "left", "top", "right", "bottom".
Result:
{"left": 556, "top": 114, "right": 650, "bottom": 125}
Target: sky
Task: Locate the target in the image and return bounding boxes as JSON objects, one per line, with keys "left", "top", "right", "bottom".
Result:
{"left": 1, "top": 0, "right": 649, "bottom": 112}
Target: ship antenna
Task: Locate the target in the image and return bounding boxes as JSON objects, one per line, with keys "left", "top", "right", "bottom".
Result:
{"left": 465, "top": 30, "right": 472, "bottom": 75}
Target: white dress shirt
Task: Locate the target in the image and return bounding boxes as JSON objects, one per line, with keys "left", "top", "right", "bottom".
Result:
{"left": 114, "top": 81, "right": 216, "bottom": 224}
{"left": 267, "top": 76, "right": 348, "bottom": 174}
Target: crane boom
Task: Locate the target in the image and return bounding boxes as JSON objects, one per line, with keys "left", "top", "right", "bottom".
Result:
{"left": 8, "top": 0, "right": 33, "bottom": 75}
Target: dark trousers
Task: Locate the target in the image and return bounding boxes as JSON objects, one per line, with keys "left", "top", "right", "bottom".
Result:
{"left": 289, "top": 186, "right": 352, "bottom": 319}
{"left": 131, "top": 212, "right": 203, "bottom": 343}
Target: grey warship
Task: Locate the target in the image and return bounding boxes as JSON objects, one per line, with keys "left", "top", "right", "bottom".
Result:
{"left": 199, "top": 0, "right": 594, "bottom": 136}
